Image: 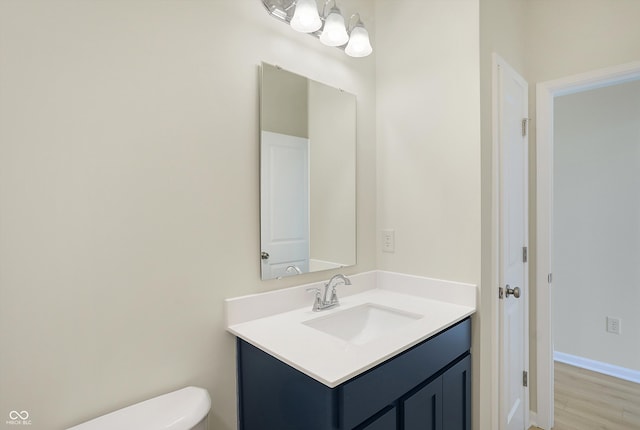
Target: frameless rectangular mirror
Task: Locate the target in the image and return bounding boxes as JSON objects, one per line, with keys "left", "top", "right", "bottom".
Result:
{"left": 260, "top": 63, "right": 356, "bottom": 280}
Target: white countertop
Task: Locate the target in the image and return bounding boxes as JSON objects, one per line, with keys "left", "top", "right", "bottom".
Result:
{"left": 225, "top": 271, "right": 476, "bottom": 388}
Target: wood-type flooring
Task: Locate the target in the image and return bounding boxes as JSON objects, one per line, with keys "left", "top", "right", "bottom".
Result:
{"left": 529, "top": 361, "right": 640, "bottom": 430}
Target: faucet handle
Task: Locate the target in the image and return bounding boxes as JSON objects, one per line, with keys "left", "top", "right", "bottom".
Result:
{"left": 306, "top": 287, "right": 322, "bottom": 311}
{"left": 329, "top": 286, "right": 340, "bottom": 306}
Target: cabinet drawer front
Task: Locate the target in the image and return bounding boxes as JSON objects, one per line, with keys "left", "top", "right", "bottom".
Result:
{"left": 339, "top": 318, "right": 470, "bottom": 429}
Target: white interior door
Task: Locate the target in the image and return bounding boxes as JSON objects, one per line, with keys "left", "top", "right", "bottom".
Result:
{"left": 496, "top": 55, "right": 529, "bottom": 430}
{"left": 260, "top": 131, "right": 310, "bottom": 279}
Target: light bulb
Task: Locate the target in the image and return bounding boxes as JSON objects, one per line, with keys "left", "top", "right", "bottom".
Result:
{"left": 319, "top": 9, "right": 349, "bottom": 47}
{"left": 345, "top": 25, "right": 372, "bottom": 57}
{"left": 290, "top": 0, "right": 322, "bottom": 33}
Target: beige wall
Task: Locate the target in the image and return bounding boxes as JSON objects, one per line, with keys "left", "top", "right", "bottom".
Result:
{"left": 309, "top": 81, "right": 357, "bottom": 266}
{"left": 375, "top": 0, "right": 480, "bottom": 283}
{"left": 554, "top": 81, "right": 640, "bottom": 371}
{"left": 261, "top": 64, "right": 309, "bottom": 138}
{"left": 526, "top": 0, "right": 640, "bottom": 84}
{"left": 0, "top": 1, "right": 376, "bottom": 429}
{"left": 375, "top": 0, "right": 481, "bottom": 427}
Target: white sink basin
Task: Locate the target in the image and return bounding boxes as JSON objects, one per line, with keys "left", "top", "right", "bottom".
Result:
{"left": 303, "top": 303, "right": 423, "bottom": 345}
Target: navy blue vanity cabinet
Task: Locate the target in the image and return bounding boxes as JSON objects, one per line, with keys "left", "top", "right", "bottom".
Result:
{"left": 442, "top": 355, "right": 472, "bottom": 430}
{"left": 237, "top": 318, "right": 471, "bottom": 430}
{"left": 403, "top": 375, "right": 442, "bottom": 429}
{"left": 357, "top": 406, "right": 397, "bottom": 430}
{"left": 403, "top": 354, "right": 471, "bottom": 430}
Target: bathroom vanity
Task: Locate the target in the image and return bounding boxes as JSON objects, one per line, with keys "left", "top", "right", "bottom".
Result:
{"left": 238, "top": 318, "right": 470, "bottom": 430}
{"left": 226, "top": 271, "right": 476, "bottom": 430}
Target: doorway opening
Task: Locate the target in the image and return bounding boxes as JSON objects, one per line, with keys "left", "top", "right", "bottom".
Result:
{"left": 535, "top": 61, "right": 640, "bottom": 430}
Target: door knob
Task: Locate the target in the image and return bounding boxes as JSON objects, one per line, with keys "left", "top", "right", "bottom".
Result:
{"left": 261, "top": 251, "right": 270, "bottom": 260}
{"left": 506, "top": 285, "right": 521, "bottom": 298}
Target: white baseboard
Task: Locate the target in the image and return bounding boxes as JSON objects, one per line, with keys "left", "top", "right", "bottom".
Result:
{"left": 554, "top": 351, "right": 640, "bottom": 384}
{"left": 528, "top": 411, "right": 538, "bottom": 428}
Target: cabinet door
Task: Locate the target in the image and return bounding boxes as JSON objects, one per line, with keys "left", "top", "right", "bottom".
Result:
{"left": 403, "top": 377, "right": 442, "bottom": 430}
{"left": 442, "top": 355, "right": 471, "bottom": 430}
{"left": 357, "top": 406, "right": 397, "bottom": 430}
{"left": 339, "top": 319, "right": 471, "bottom": 430}
{"left": 238, "top": 340, "right": 335, "bottom": 430}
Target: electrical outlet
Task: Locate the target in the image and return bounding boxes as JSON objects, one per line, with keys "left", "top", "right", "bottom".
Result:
{"left": 382, "top": 229, "right": 395, "bottom": 253}
{"left": 606, "top": 316, "right": 621, "bottom": 335}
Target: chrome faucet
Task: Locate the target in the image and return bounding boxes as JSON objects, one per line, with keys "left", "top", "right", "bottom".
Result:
{"left": 285, "top": 265, "right": 302, "bottom": 275}
{"left": 306, "top": 274, "right": 352, "bottom": 312}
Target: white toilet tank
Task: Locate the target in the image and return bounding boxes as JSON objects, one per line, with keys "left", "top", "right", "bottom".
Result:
{"left": 67, "top": 386, "right": 211, "bottom": 430}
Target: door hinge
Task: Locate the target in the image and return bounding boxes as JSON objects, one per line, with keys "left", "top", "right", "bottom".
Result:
{"left": 498, "top": 287, "right": 504, "bottom": 299}
{"left": 523, "top": 246, "right": 528, "bottom": 263}
{"left": 522, "top": 118, "right": 530, "bottom": 137}
{"left": 548, "top": 273, "right": 553, "bottom": 284}
{"left": 523, "top": 371, "right": 528, "bottom": 387}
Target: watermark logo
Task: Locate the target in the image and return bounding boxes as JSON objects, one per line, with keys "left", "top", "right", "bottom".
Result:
{"left": 6, "top": 411, "right": 31, "bottom": 426}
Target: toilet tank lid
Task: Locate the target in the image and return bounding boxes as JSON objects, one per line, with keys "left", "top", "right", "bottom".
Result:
{"left": 67, "top": 386, "right": 211, "bottom": 430}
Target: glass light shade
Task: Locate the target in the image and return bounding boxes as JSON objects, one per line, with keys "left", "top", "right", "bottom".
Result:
{"left": 290, "top": 0, "right": 322, "bottom": 33}
{"left": 319, "top": 11, "right": 349, "bottom": 46}
{"left": 345, "top": 25, "right": 372, "bottom": 57}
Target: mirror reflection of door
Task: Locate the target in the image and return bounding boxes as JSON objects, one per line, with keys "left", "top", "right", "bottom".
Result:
{"left": 260, "top": 63, "right": 356, "bottom": 280}
{"left": 260, "top": 131, "right": 310, "bottom": 279}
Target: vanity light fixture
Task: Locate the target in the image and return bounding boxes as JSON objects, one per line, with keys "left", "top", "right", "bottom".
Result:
{"left": 290, "top": 0, "right": 322, "bottom": 33}
{"left": 345, "top": 13, "right": 372, "bottom": 57}
{"left": 319, "top": 1, "right": 349, "bottom": 47}
{"left": 261, "top": 0, "right": 373, "bottom": 58}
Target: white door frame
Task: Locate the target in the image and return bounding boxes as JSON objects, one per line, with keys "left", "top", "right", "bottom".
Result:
{"left": 535, "top": 60, "right": 640, "bottom": 430}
